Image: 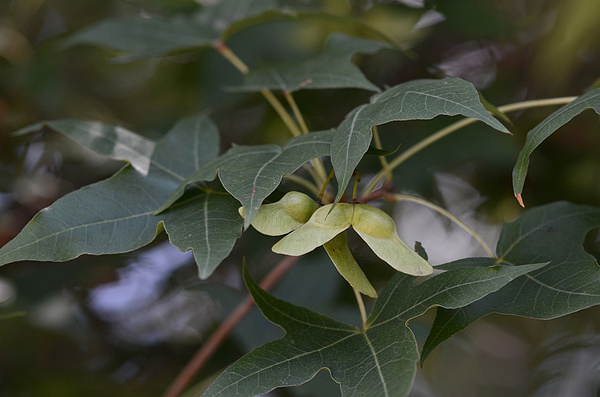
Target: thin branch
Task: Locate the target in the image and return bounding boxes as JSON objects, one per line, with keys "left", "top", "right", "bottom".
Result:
{"left": 260, "top": 89, "right": 303, "bottom": 137}
{"left": 357, "top": 183, "right": 395, "bottom": 204}
{"left": 284, "top": 91, "right": 328, "bottom": 183}
{"left": 162, "top": 256, "right": 300, "bottom": 397}
{"left": 215, "top": 42, "right": 302, "bottom": 137}
{"left": 385, "top": 193, "right": 495, "bottom": 258}
{"left": 284, "top": 92, "right": 309, "bottom": 134}
{"left": 361, "top": 96, "right": 578, "bottom": 197}
{"left": 354, "top": 288, "right": 367, "bottom": 328}
{"left": 215, "top": 43, "right": 249, "bottom": 74}
{"left": 318, "top": 169, "right": 335, "bottom": 205}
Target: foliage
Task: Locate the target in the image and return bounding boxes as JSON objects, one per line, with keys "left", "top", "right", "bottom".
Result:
{"left": 1, "top": 1, "right": 599, "bottom": 396}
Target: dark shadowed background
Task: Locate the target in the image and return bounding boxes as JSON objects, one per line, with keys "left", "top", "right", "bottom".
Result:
{"left": 1, "top": 0, "right": 599, "bottom": 396}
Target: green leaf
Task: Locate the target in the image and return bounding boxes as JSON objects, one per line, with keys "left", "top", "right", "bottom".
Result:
{"left": 364, "top": 144, "right": 400, "bottom": 157}
{"left": 331, "top": 78, "right": 510, "bottom": 204}
{"left": 478, "top": 93, "right": 512, "bottom": 126}
{"left": 196, "top": 0, "right": 276, "bottom": 37}
{"left": 512, "top": 88, "right": 600, "bottom": 203}
{"left": 231, "top": 34, "right": 388, "bottom": 93}
{"left": 421, "top": 201, "right": 600, "bottom": 364}
{"left": 0, "top": 115, "right": 242, "bottom": 278}
{"left": 220, "top": 10, "right": 395, "bottom": 44}
{"left": 162, "top": 191, "right": 243, "bottom": 278}
{"left": 63, "top": 0, "right": 276, "bottom": 60}
{"left": 201, "top": 261, "right": 545, "bottom": 397}
{"left": 158, "top": 131, "right": 334, "bottom": 229}
{"left": 62, "top": 16, "right": 216, "bottom": 60}
{"left": 14, "top": 119, "right": 156, "bottom": 175}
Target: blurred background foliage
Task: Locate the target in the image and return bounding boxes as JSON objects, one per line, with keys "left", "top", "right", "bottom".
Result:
{"left": 0, "top": 0, "right": 599, "bottom": 396}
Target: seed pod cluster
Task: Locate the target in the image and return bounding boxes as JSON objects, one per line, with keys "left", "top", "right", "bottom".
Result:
{"left": 240, "top": 191, "right": 433, "bottom": 297}
{"left": 273, "top": 203, "right": 433, "bottom": 277}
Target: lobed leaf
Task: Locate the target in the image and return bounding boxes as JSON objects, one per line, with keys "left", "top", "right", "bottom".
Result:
{"left": 201, "top": 261, "right": 545, "bottom": 396}
{"left": 331, "top": 78, "right": 510, "bottom": 204}
{"left": 421, "top": 201, "right": 600, "bottom": 363}
{"left": 231, "top": 33, "right": 388, "bottom": 93}
{"left": 512, "top": 88, "right": 600, "bottom": 203}
{"left": 220, "top": 9, "right": 396, "bottom": 44}
{"left": 0, "top": 115, "right": 242, "bottom": 278}
{"left": 162, "top": 191, "right": 243, "bottom": 279}
{"left": 14, "top": 119, "right": 156, "bottom": 175}
{"left": 63, "top": 0, "right": 276, "bottom": 60}
{"left": 158, "top": 130, "right": 334, "bottom": 229}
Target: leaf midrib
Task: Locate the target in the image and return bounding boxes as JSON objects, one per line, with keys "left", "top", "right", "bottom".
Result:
{"left": 362, "top": 332, "right": 390, "bottom": 397}
{"left": 498, "top": 208, "right": 591, "bottom": 260}
{"left": 368, "top": 271, "right": 530, "bottom": 329}
{"left": 0, "top": 188, "right": 203, "bottom": 262}
{"left": 524, "top": 91, "right": 600, "bottom": 150}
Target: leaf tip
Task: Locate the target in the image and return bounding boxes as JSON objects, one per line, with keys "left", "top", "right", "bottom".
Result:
{"left": 515, "top": 193, "right": 525, "bottom": 208}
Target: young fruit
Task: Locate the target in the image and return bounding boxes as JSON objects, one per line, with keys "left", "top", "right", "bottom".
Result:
{"left": 323, "top": 232, "right": 377, "bottom": 298}
{"left": 238, "top": 191, "right": 319, "bottom": 236}
{"left": 272, "top": 203, "right": 433, "bottom": 276}
{"left": 241, "top": 192, "right": 379, "bottom": 296}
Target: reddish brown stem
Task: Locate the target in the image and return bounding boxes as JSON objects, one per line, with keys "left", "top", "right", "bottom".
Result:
{"left": 162, "top": 256, "right": 299, "bottom": 397}
{"left": 357, "top": 183, "right": 395, "bottom": 204}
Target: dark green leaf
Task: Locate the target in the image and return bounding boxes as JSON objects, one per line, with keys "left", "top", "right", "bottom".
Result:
{"left": 201, "top": 262, "right": 545, "bottom": 396}
{"left": 478, "top": 93, "right": 512, "bottom": 126}
{"left": 331, "top": 78, "right": 509, "bottom": 204}
{"left": 0, "top": 115, "right": 242, "bottom": 278}
{"left": 62, "top": 16, "right": 217, "bottom": 60}
{"left": 231, "top": 34, "right": 388, "bottom": 93}
{"left": 63, "top": 0, "right": 276, "bottom": 60}
{"left": 163, "top": 191, "right": 243, "bottom": 278}
{"left": 422, "top": 202, "right": 600, "bottom": 364}
{"left": 158, "top": 131, "right": 334, "bottom": 229}
{"left": 14, "top": 119, "right": 156, "bottom": 175}
{"left": 365, "top": 144, "right": 401, "bottom": 157}
{"left": 221, "top": 10, "right": 395, "bottom": 44}
{"left": 512, "top": 88, "right": 600, "bottom": 202}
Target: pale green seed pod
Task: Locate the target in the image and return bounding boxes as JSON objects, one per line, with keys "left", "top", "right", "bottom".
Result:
{"left": 271, "top": 204, "right": 353, "bottom": 255}
{"left": 272, "top": 203, "right": 433, "bottom": 276}
{"left": 352, "top": 205, "right": 433, "bottom": 276}
{"left": 239, "top": 191, "right": 318, "bottom": 236}
{"left": 323, "top": 232, "right": 377, "bottom": 298}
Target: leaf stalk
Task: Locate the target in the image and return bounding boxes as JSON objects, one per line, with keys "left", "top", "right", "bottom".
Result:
{"left": 354, "top": 288, "right": 368, "bottom": 328}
